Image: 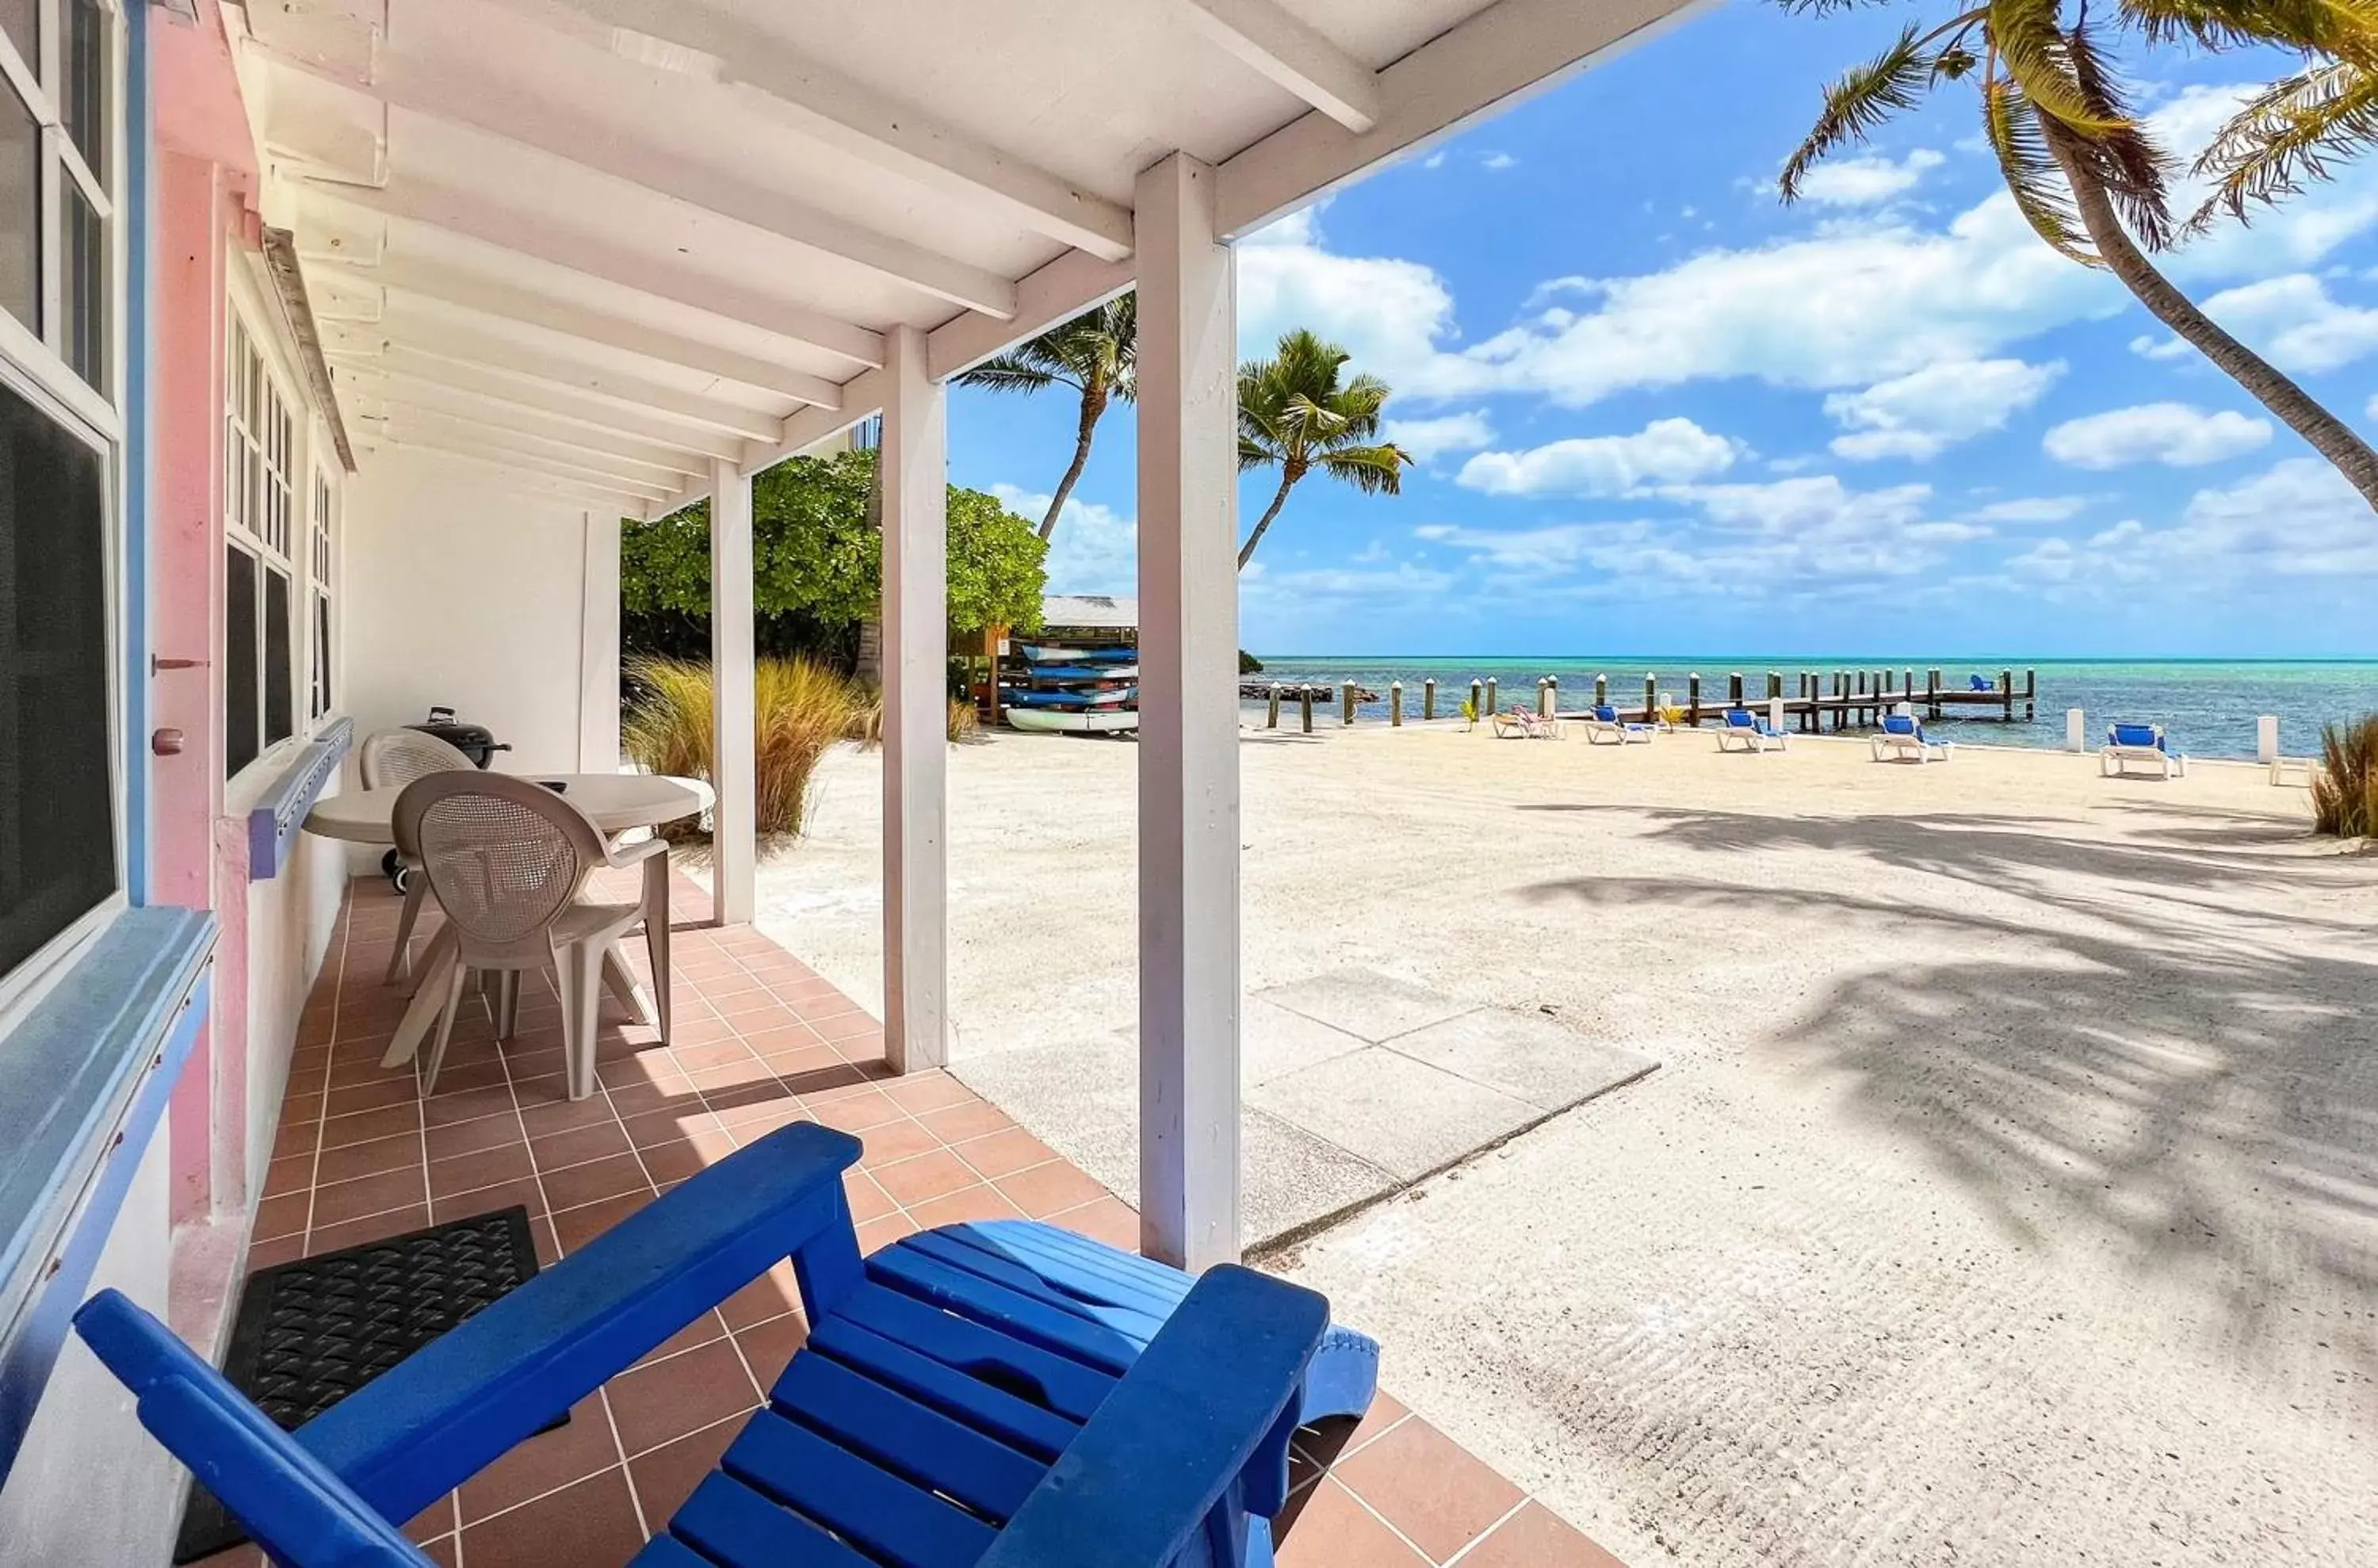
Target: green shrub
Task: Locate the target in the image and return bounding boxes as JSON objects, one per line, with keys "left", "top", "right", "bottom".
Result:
{"left": 621, "top": 654, "right": 857, "bottom": 839}
{"left": 2312, "top": 713, "right": 2378, "bottom": 838}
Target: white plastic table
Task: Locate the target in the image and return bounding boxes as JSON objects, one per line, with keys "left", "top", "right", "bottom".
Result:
{"left": 304, "top": 773, "right": 714, "bottom": 1073}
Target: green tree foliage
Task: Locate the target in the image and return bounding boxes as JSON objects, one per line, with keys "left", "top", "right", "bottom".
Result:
{"left": 622, "top": 451, "right": 1046, "bottom": 652}
{"left": 953, "top": 294, "right": 1136, "bottom": 540}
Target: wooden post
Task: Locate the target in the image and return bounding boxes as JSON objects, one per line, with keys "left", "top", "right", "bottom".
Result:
{"left": 1687, "top": 672, "right": 1701, "bottom": 724}
{"left": 1928, "top": 667, "right": 1941, "bottom": 721}
{"left": 880, "top": 327, "right": 949, "bottom": 1073}
{"left": 1545, "top": 675, "right": 1559, "bottom": 714}
{"left": 1467, "top": 679, "right": 1481, "bottom": 729}
{"left": 1301, "top": 687, "right": 1314, "bottom": 733}
{"left": 1728, "top": 671, "right": 1744, "bottom": 706}
{"left": 1644, "top": 674, "right": 1657, "bottom": 723}
{"left": 1391, "top": 682, "right": 1403, "bottom": 727}
{"left": 1423, "top": 678, "right": 1436, "bottom": 721}
{"left": 1266, "top": 683, "right": 1280, "bottom": 729}
{"left": 1594, "top": 674, "right": 1608, "bottom": 709}
{"left": 2025, "top": 669, "right": 2036, "bottom": 722}
{"left": 1768, "top": 671, "right": 1783, "bottom": 699}
{"left": 1135, "top": 151, "right": 1240, "bottom": 1268}
{"left": 2001, "top": 668, "right": 2014, "bottom": 722}
{"left": 1485, "top": 676, "right": 1498, "bottom": 717}
{"left": 1342, "top": 683, "right": 1357, "bottom": 725}
{"left": 1536, "top": 677, "right": 1551, "bottom": 717}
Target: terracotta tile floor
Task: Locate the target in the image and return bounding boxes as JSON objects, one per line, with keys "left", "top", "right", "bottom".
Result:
{"left": 203, "top": 876, "right": 1624, "bottom": 1568}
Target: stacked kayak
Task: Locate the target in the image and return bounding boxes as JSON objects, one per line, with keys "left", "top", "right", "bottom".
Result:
{"left": 1002, "top": 643, "right": 1138, "bottom": 733}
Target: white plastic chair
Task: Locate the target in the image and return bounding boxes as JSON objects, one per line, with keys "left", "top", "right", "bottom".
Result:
{"left": 395, "top": 772, "right": 664, "bottom": 1100}
{"left": 359, "top": 728, "right": 479, "bottom": 986}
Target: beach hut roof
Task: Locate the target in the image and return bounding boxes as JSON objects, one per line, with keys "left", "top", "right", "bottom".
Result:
{"left": 1043, "top": 595, "right": 1137, "bottom": 631}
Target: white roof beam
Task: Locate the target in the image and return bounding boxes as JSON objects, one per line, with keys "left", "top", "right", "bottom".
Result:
{"left": 476, "top": 0, "right": 1135, "bottom": 260}
{"left": 365, "top": 427, "right": 679, "bottom": 499}
{"left": 347, "top": 381, "right": 715, "bottom": 476}
{"left": 362, "top": 399, "right": 709, "bottom": 480}
{"left": 297, "top": 179, "right": 885, "bottom": 370}
{"left": 333, "top": 350, "right": 755, "bottom": 461}
{"left": 928, "top": 249, "right": 1133, "bottom": 384}
{"left": 308, "top": 233, "right": 847, "bottom": 407}
{"left": 363, "top": 441, "right": 651, "bottom": 514}
{"left": 256, "top": 41, "right": 1019, "bottom": 318}
{"left": 323, "top": 323, "right": 788, "bottom": 444}
{"left": 1176, "top": 0, "right": 1381, "bottom": 132}
{"left": 1214, "top": 0, "right": 1703, "bottom": 237}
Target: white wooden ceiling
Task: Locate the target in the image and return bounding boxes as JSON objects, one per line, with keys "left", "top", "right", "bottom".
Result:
{"left": 231, "top": 0, "right": 1695, "bottom": 516}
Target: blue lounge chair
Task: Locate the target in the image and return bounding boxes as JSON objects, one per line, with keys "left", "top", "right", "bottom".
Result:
{"left": 1968, "top": 675, "right": 1995, "bottom": 693}
{"left": 1871, "top": 713, "right": 1952, "bottom": 763}
{"left": 1716, "top": 706, "right": 1787, "bottom": 754}
{"left": 72, "top": 1122, "right": 1378, "bottom": 1568}
{"left": 1581, "top": 704, "right": 1655, "bottom": 745}
{"left": 2102, "top": 722, "right": 2187, "bottom": 779}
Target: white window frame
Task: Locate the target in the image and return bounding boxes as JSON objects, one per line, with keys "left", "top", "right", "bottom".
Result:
{"left": 223, "top": 300, "right": 300, "bottom": 789}
{"left": 307, "top": 461, "right": 336, "bottom": 722}
{"left": 0, "top": 0, "right": 122, "bottom": 1031}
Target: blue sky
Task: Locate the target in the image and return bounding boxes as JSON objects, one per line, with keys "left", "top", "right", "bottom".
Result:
{"left": 945, "top": 1, "right": 2378, "bottom": 659}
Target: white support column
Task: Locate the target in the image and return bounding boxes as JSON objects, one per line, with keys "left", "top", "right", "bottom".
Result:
{"left": 881, "top": 326, "right": 950, "bottom": 1073}
{"left": 710, "top": 457, "right": 757, "bottom": 925}
{"left": 579, "top": 511, "right": 622, "bottom": 773}
{"left": 1135, "top": 152, "right": 1242, "bottom": 1272}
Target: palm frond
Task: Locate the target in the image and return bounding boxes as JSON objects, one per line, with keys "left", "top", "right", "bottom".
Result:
{"left": 2062, "top": 18, "right": 2179, "bottom": 248}
{"left": 1315, "top": 444, "right": 1412, "bottom": 495}
{"left": 1780, "top": 25, "right": 1939, "bottom": 201}
{"left": 954, "top": 353, "right": 1065, "bottom": 396}
{"left": 2186, "top": 59, "right": 2378, "bottom": 230}
{"left": 1984, "top": 64, "right": 2098, "bottom": 263}
{"left": 2120, "top": 0, "right": 2378, "bottom": 67}
{"left": 1989, "top": 0, "right": 2130, "bottom": 132}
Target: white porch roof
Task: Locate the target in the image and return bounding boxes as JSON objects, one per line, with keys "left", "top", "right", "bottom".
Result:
{"left": 232, "top": 0, "right": 1692, "bottom": 514}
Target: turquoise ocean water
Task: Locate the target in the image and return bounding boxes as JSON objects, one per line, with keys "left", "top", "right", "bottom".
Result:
{"left": 1240, "top": 658, "right": 2378, "bottom": 760}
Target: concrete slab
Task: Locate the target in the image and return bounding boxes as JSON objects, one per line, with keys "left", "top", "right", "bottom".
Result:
{"left": 1387, "top": 1008, "right": 1659, "bottom": 1111}
{"left": 1250, "top": 1046, "right": 1539, "bottom": 1183}
{"left": 1243, "top": 997, "right": 1370, "bottom": 1086}
{"left": 1256, "top": 968, "right": 1475, "bottom": 1043}
{"left": 1243, "top": 1109, "right": 1397, "bottom": 1245}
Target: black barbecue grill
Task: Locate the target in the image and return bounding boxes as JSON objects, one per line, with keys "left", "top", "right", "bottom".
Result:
{"left": 406, "top": 706, "right": 509, "bottom": 768}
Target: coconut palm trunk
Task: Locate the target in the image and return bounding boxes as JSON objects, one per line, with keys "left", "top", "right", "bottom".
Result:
{"left": 1237, "top": 470, "right": 1300, "bottom": 570}
{"left": 1039, "top": 388, "right": 1105, "bottom": 540}
{"left": 2043, "top": 122, "right": 2378, "bottom": 507}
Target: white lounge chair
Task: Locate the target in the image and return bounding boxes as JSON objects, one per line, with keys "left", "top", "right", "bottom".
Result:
{"left": 1581, "top": 704, "right": 1656, "bottom": 745}
{"left": 1871, "top": 713, "right": 1952, "bottom": 763}
{"left": 1491, "top": 706, "right": 1562, "bottom": 740}
{"left": 2102, "top": 722, "right": 2186, "bottom": 779}
{"left": 1716, "top": 706, "right": 1787, "bottom": 754}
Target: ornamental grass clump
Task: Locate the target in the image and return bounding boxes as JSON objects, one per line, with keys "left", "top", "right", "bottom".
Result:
{"left": 621, "top": 654, "right": 858, "bottom": 839}
{"left": 2311, "top": 713, "right": 2378, "bottom": 839}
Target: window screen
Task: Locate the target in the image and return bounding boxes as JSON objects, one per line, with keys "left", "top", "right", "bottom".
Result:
{"left": 263, "top": 564, "right": 292, "bottom": 747}
{"left": 0, "top": 374, "right": 113, "bottom": 978}
{"left": 225, "top": 545, "right": 258, "bottom": 778}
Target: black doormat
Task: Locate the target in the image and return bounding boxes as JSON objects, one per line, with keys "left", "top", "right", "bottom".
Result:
{"left": 174, "top": 1206, "right": 556, "bottom": 1563}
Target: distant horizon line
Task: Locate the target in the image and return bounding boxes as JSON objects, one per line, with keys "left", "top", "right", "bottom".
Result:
{"left": 1248, "top": 654, "right": 2378, "bottom": 666}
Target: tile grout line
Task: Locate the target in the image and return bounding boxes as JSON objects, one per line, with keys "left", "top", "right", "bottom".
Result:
{"left": 1334, "top": 1472, "right": 1445, "bottom": 1566}
{"left": 1439, "top": 1497, "right": 1535, "bottom": 1567}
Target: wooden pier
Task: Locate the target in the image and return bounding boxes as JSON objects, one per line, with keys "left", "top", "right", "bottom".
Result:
{"left": 1570, "top": 667, "right": 2039, "bottom": 732}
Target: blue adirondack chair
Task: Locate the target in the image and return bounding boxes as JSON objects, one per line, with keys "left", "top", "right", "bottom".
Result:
{"left": 74, "top": 1122, "right": 1379, "bottom": 1568}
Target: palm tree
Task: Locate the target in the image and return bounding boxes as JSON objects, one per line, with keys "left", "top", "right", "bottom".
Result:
{"left": 2191, "top": 59, "right": 2378, "bottom": 228}
{"left": 1780, "top": 0, "right": 2378, "bottom": 508}
{"left": 953, "top": 294, "right": 1135, "bottom": 539}
{"left": 1236, "top": 330, "right": 1413, "bottom": 569}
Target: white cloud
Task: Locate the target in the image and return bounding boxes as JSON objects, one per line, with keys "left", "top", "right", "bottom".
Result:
{"left": 1481, "top": 151, "right": 1518, "bottom": 171}
{"left": 1661, "top": 474, "right": 1933, "bottom": 537}
{"left": 2196, "top": 274, "right": 2378, "bottom": 372}
{"left": 1822, "top": 358, "right": 2065, "bottom": 461}
{"left": 992, "top": 484, "right": 1135, "bottom": 595}
{"left": 1791, "top": 148, "right": 1945, "bottom": 208}
{"left": 1234, "top": 208, "right": 1462, "bottom": 392}
{"left": 1413, "top": 521, "right": 1624, "bottom": 569}
{"left": 2129, "top": 333, "right": 2190, "bottom": 361}
{"left": 1455, "top": 418, "right": 1742, "bottom": 498}
{"left": 2009, "top": 458, "right": 2378, "bottom": 592}
{"left": 2042, "top": 403, "right": 2272, "bottom": 468}
{"left": 1965, "top": 495, "right": 2088, "bottom": 524}
{"left": 1379, "top": 410, "right": 1496, "bottom": 464}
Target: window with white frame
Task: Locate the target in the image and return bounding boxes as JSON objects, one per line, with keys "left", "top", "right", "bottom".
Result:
{"left": 0, "top": 0, "right": 118, "bottom": 1013}
{"left": 308, "top": 465, "right": 334, "bottom": 720}
{"left": 224, "top": 310, "right": 298, "bottom": 779}
{"left": 0, "top": 0, "right": 112, "bottom": 392}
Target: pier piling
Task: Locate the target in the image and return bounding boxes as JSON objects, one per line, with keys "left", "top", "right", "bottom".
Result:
{"left": 1424, "top": 678, "right": 1436, "bottom": 721}
{"left": 1594, "top": 675, "right": 1608, "bottom": 709}
{"left": 1468, "top": 679, "right": 1482, "bottom": 729}
{"left": 1267, "top": 683, "right": 1280, "bottom": 729}
{"left": 1301, "top": 687, "right": 1314, "bottom": 734}
{"left": 1485, "top": 677, "right": 1499, "bottom": 717}
{"left": 1688, "top": 673, "right": 1702, "bottom": 724}
{"left": 1343, "top": 683, "right": 1358, "bottom": 725}
{"left": 1392, "top": 682, "right": 1404, "bottom": 727}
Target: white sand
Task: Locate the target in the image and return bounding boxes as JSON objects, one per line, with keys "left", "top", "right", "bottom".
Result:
{"left": 751, "top": 721, "right": 2378, "bottom": 1566}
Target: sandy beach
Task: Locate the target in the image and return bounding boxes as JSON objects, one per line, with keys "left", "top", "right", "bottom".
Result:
{"left": 744, "top": 720, "right": 2378, "bottom": 1566}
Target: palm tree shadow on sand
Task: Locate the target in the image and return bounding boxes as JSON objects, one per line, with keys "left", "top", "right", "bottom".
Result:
{"left": 1518, "top": 803, "right": 2378, "bottom": 1374}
